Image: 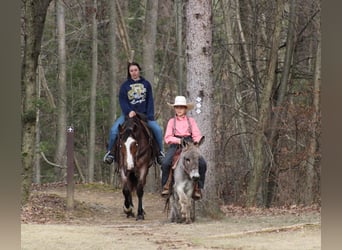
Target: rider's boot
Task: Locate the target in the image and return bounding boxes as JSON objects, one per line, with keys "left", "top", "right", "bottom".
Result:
{"left": 161, "top": 169, "right": 173, "bottom": 196}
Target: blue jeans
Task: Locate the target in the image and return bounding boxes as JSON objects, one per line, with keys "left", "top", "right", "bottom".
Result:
{"left": 107, "top": 114, "right": 164, "bottom": 152}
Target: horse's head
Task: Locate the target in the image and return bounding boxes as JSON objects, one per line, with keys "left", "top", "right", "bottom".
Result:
{"left": 118, "top": 118, "right": 139, "bottom": 171}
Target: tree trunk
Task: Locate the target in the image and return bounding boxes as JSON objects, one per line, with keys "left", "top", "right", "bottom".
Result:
{"left": 143, "top": 0, "right": 158, "bottom": 83}
{"left": 186, "top": 0, "right": 220, "bottom": 216}
{"left": 265, "top": 0, "right": 297, "bottom": 207}
{"left": 34, "top": 59, "right": 42, "bottom": 185}
{"left": 176, "top": 0, "right": 184, "bottom": 95}
{"left": 221, "top": 0, "right": 254, "bottom": 172}
{"left": 246, "top": 0, "right": 284, "bottom": 207}
{"left": 55, "top": 0, "right": 67, "bottom": 181}
{"left": 305, "top": 12, "right": 321, "bottom": 205}
{"left": 143, "top": 0, "right": 159, "bottom": 192}
{"left": 21, "top": 0, "right": 53, "bottom": 205}
{"left": 107, "top": 0, "right": 118, "bottom": 185}
{"left": 88, "top": 0, "right": 98, "bottom": 182}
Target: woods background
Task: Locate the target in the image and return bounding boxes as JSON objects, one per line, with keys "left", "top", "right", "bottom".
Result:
{"left": 21, "top": 0, "right": 321, "bottom": 209}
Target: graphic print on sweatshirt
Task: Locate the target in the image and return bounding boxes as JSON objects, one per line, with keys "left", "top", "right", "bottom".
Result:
{"left": 127, "top": 83, "right": 147, "bottom": 105}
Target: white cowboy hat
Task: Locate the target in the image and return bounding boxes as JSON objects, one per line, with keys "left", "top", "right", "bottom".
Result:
{"left": 167, "top": 96, "right": 194, "bottom": 110}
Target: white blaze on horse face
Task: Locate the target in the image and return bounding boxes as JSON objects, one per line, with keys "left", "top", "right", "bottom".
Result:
{"left": 125, "top": 136, "right": 135, "bottom": 170}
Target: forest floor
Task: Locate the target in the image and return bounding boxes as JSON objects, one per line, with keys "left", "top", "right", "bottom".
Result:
{"left": 21, "top": 183, "right": 320, "bottom": 250}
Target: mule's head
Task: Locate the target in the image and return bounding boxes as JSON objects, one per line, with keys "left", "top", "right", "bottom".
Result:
{"left": 180, "top": 139, "right": 204, "bottom": 181}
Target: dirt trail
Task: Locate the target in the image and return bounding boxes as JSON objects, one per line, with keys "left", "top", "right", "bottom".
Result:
{"left": 21, "top": 184, "right": 321, "bottom": 250}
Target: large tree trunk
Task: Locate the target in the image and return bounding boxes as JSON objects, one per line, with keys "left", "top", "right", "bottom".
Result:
{"left": 265, "top": 0, "right": 297, "bottom": 207}
{"left": 305, "top": 11, "right": 321, "bottom": 205}
{"left": 54, "top": 0, "right": 67, "bottom": 181}
{"left": 21, "top": 0, "right": 53, "bottom": 205}
{"left": 88, "top": 0, "right": 98, "bottom": 182}
{"left": 143, "top": 0, "right": 159, "bottom": 192}
{"left": 176, "top": 0, "right": 184, "bottom": 95}
{"left": 107, "top": 0, "right": 118, "bottom": 186}
{"left": 143, "top": 0, "right": 158, "bottom": 83}
{"left": 246, "top": 0, "right": 284, "bottom": 207}
{"left": 186, "top": 0, "right": 220, "bottom": 216}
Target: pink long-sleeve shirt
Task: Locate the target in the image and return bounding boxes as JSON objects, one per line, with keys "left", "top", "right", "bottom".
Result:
{"left": 164, "top": 115, "right": 202, "bottom": 145}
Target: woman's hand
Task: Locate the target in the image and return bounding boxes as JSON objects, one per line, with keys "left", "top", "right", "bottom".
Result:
{"left": 128, "top": 111, "right": 136, "bottom": 118}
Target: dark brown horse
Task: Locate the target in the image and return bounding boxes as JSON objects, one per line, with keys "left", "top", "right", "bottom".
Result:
{"left": 114, "top": 114, "right": 158, "bottom": 220}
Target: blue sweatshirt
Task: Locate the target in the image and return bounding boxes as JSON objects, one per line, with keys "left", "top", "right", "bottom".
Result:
{"left": 119, "top": 77, "right": 155, "bottom": 120}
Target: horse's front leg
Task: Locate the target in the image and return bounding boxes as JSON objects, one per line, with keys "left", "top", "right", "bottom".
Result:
{"left": 122, "top": 182, "right": 134, "bottom": 218}
{"left": 136, "top": 182, "right": 145, "bottom": 220}
{"left": 136, "top": 167, "right": 148, "bottom": 221}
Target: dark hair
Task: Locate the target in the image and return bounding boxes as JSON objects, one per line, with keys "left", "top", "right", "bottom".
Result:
{"left": 127, "top": 62, "right": 142, "bottom": 79}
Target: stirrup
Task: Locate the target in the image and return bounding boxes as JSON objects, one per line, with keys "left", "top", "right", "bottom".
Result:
{"left": 103, "top": 151, "right": 114, "bottom": 164}
{"left": 161, "top": 187, "right": 170, "bottom": 196}
{"left": 157, "top": 151, "right": 165, "bottom": 165}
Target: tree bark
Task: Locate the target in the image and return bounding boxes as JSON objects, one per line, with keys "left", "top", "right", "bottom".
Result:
{"left": 143, "top": 0, "right": 158, "bottom": 83}
{"left": 265, "top": 0, "right": 297, "bottom": 207}
{"left": 107, "top": 0, "right": 118, "bottom": 185}
{"left": 176, "top": 0, "right": 184, "bottom": 95}
{"left": 246, "top": 0, "right": 284, "bottom": 207}
{"left": 55, "top": 0, "right": 67, "bottom": 181}
{"left": 305, "top": 11, "right": 321, "bottom": 205}
{"left": 186, "top": 0, "right": 220, "bottom": 215}
{"left": 88, "top": 0, "right": 98, "bottom": 182}
{"left": 221, "top": 0, "right": 254, "bottom": 172}
{"left": 21, "top": 0, "right": 53, "bottom": 205}
{"left": 143, "top": 0, "right": 159, "bottom": 192}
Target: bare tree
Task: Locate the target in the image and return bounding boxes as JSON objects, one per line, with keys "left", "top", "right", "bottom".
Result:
{"left": 21, "top": 0, "right": 53, "bottom": 204}
{"left": 141, "top": 0, "right": 160, "bottom": 192}
{"left": 88, "top": 0, "right": 98, "bottom": 182}
{"left": 143, "top": 0, "right": 158, "bottom": 83}
{"left": 107, "top": 0, "right": 118, "bottom": 185}
{"left": 186, "top": 0, "right": 220, "bottom": 215}
{"left": 305, "top": 7, "right": 321, "bottom": 205}
{"left": 265, "top": 0, "right": 297, "bottom": 206}
{"left": 247, "top": 0, "right": 285, "bottom": 207}
{"left": 175, "top": 0, "right": 184, "bottom": 95}
{"left": 54, "top": 0, "right": 67, "bottom": 180}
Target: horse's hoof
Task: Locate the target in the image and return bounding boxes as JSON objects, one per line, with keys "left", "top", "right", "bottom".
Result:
{"left": 136, "top": 215, "right": 145, "bottom": 220}
{"left": 126, "top": 213, "right": 135, "bottom": 218}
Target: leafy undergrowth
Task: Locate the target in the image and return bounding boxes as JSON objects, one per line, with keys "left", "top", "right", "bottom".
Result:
{"left": 220, "top": 204, "right": 321, "bottom": 217}
{"left": 21, "top": 182, "right": 115, "bottom": 225}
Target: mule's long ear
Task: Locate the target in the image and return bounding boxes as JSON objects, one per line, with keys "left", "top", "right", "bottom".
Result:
{"left": 181, "top": 137, "right": 188, "bottom": 148}
{"left": 195, "top": 136, "right": 205, "bottom": 146}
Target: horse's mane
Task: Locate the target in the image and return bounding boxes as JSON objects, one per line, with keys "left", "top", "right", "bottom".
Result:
{"left": 135, "top": 112, "right": 148, "bottom": 122}
{"left": 121, "top": 114, "right": 149, "bottom": 141}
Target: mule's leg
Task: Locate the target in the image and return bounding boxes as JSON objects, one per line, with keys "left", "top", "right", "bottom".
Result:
{"left": 175, "top": 184, "right": 194, "bottom": 223}
{"left": 122, "top": 184, "right": 134, "bottom": 218}
{"left": 175, "top": 185, "right": 189, "bottom": 222}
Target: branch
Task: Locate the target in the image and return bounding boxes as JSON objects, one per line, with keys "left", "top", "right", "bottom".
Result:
{"left": 40, "top": 152, "right": 66, "bottom": 169}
